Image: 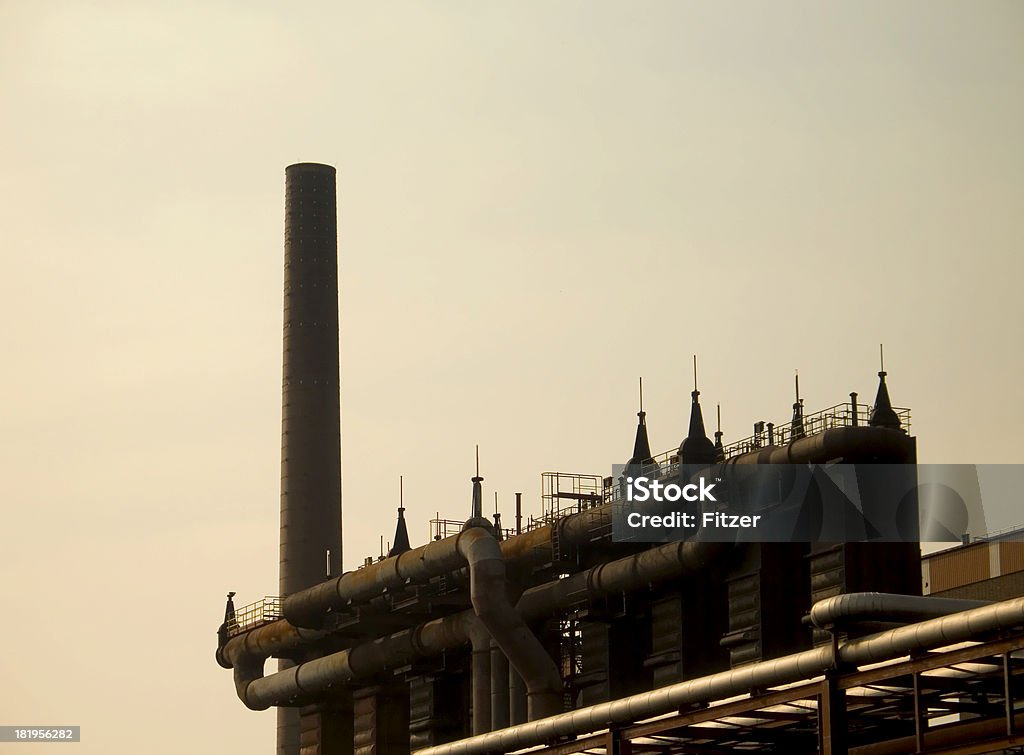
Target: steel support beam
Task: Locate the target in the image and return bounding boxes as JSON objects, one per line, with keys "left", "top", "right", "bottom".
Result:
{"left": 820, "top": 675, "right": 848, "bottom": 755}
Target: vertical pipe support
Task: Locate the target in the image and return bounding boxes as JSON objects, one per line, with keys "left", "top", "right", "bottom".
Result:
{"left": 1006, "top": 653, "right": 1016, "bottom": 738}
{"left": 913, "top": 671, "right": 924, "bottom": 753}
{"left": 470, "top": 621, "right": 492, "bottom": 735}
{"left": 509, "top": 671, "right": 527, "bottom": 726}
{"left": 819, "top": 675, "right": 847, "bottom": 755}
{"left": 491, "top": 641, "right": 510, "bottom": 732}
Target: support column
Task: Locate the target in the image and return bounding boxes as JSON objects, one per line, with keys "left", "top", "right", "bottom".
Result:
{"left": 491, "top": 642, "right": 510, "bottom": 731}
{"left": 819, "top": 676, "right": 847, "bottom": 755}
{"left": 470, "top": 627, "right": 492, "bottom": 735}
{"left": 509, "top": 670, "right": 527, "bottom": 726}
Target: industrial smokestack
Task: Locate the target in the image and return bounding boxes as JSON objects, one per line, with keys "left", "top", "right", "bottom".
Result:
{"left": 280, "top": 162, "right": 343, "bottom": 594}
{"left": 279, "top": 162, "right": 343, "bottom": 755}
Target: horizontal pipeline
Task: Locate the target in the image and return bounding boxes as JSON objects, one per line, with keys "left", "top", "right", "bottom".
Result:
{"left": 226, "top": 538, "right": 729, "bottom": 711}
{"left": 222, "top": 538, "right": 727, "bottom": 675}
{"left": 281, "top": 511, "right": 605, "bottom": 629}
{"left": 806, "top": 591, "right": 989, "bottom": 629}
{"left": 413, "top": 596, "right": 1024, "bottom": 755}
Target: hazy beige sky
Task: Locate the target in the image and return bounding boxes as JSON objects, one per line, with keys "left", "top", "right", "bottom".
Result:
{"left": 1, "top": 1, "right": 1022, "bottom": 752}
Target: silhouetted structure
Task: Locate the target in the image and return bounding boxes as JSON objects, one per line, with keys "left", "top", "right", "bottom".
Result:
{"left": 215, "top": 166, "right": 1024, "bottom": 755}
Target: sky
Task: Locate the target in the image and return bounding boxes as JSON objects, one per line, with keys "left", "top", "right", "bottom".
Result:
{"left": 1, "top": 1, "right": 1022, "bottom": 752}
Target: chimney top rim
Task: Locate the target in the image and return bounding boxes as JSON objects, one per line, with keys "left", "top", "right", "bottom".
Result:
{"left": 286, "top": 162, "right": 336, "bottom": 174}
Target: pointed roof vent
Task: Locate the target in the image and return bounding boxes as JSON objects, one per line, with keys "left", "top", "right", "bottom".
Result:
{"left": 217, "top": 590, "right": 238, "bottom": 648}
{"left": 713, "top": 403, "right": 725, "bottom": 462}
{"left": 463, "top": 446, "right": 496, "bottom": 533}
{"left": 791, "top": 371, "right": 805, "bottom": 441}
{"left": 679, "top": 357, "right": 716, "bottom": 465}
{"left": 223, "top": 591, "right": 236, "bottom": 625}
{"left": 388, "top": 476, "right": 412, "bottom": 557}
{"left": 869, "top": 345, "right": 902, "bottom": 430}
{"left": 626, "top": 378, "right": 656, "bottom": 470}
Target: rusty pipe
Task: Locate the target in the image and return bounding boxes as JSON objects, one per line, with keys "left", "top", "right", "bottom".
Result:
{"left": 224, "top": 538, "right": 728, "bottom": 683}
{"left": 457, "top": 527, "right": 563, "bottom": 722}
{"left": 281, "top": 513, "right": 597, "bottom": 630}
{"left": 237, "top": 528, "right": 564, "bottom": 721}
{"left": 237, "top": 611, "right": 474, "bottom": 710}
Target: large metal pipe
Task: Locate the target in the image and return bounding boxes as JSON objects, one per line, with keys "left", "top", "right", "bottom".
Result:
{"left": 458, "top": 528, "right": 563, "bottom": 722}
{"left": 283, "top": 534, "right": 471, "bottom": 628}
{"left": 224, "top": 538, "right": 729, "bottom": 691}
{"left": 239, "top": 612, "right": 473, "bottom": 710}
{"left": 237, "top": 529, "right": 563, "bottom": 723}
{"left": 807, "top": 591, "right": 989, "bottom": 629}
{"left": 725, "top": 425, "right": 911, "bottom": 466}
{"left": 515, "top": 540, "right": 728, "bottom": 620}
{"left": 228, "top": 537, "right": 728, "bottom": 683}
{"left": 282, "top": 505, "right": 611, "bottom": 630}
{"left": 412, "top": 596, "right": 1024, "bottom": 755}
{"left": 226, "top": 540, "right": 733, "bottom": 740}
{"left": 216, "top": 617, "right": 328, "bottom": 671}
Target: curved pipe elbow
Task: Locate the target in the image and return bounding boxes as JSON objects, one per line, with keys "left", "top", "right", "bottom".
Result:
{"left": 234, "top": 663, "right": 271, "bottom": 711}
{"left": 457, "top": 527, "right": 563, "bottom": 719}
{"left": 808, "top": 592, "right": 989, "bottom": 629}
{"left": 216, "top": 645, "right": 231, "bottom": 670}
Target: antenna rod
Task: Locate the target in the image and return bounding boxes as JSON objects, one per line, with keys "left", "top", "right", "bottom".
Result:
{"left": 693, "top": 355, "right": 698, "bottom": 392}
{"left": 399, "top": 475, "right": 403, "bottom": 509}
{"left": 494, "top": 491, "right": 498, "bottom": 514}
{"left": 795, "top": 370, "right": 800, "bottom": 402}
{"left": 717, "top": 403, "right": 721, "bottom": 433}
{"left": 880, "top": 343, "right": 885, "bottom": 373}
{"left": 475, "top": 445, "right": 479, "bottom": 477}
{"left": 639, "top": 377, "right": 644, "bottom": 413}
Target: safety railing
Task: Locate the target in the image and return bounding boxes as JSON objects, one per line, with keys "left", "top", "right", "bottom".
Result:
{"left": 428, "top": 517, "right": 514, "bottom": 541}
{"left": 226, "top": 596, "right": 281, "bottom": 638}
{"left": 429, "top": 518, "right": 465, "bottom": 541}
{"left": 721, "top": 402, "right": 910, "bottom": 458}
{"left": 539, "top": 472, "right": 605, "bottom": 524}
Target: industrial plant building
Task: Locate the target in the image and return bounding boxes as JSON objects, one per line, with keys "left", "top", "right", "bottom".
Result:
{"left": 216, "top": 163, "right": 1024, "bottom": 755}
